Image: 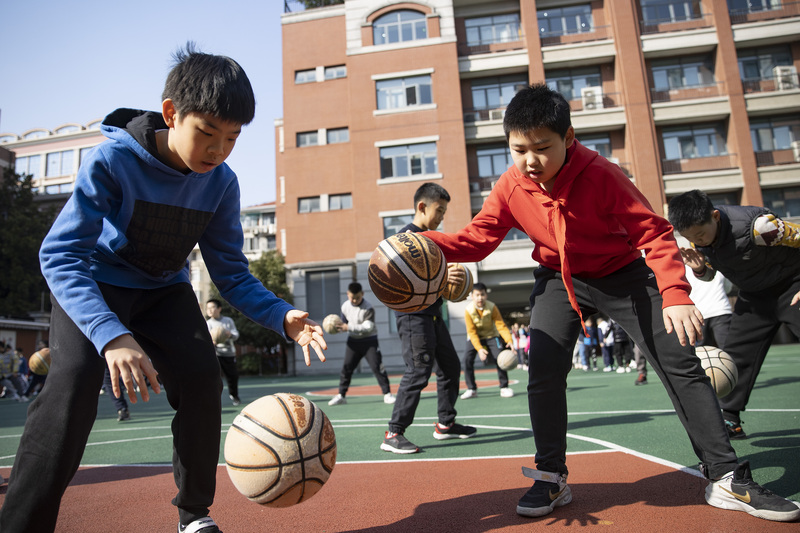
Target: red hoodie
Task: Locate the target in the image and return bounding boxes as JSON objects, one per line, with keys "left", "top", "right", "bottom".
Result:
{"left": 424, "top": 141, "right": 692, "bottom": 320}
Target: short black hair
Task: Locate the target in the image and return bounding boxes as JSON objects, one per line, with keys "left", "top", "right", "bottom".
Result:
{"left": 413, "top": 182, "right": 450, "bottom": 209}
{"left": 206, "top": 298, "right": 222, "bottom": 307}
{"left": 472, "top": 282, "right": 487, "bottom": 292}
{"left": 163, "top": 42, "right": 256, "bottom": 125}
{"left": 348, "top": 282, "right": 362, "bottom": 294}
{"left": 504, "top": 83, "right": 572, "bottom": 140}
{"left": 667, "top": 190, "right": 715, "bottom": 232}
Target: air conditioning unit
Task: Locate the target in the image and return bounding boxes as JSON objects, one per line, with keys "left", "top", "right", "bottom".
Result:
{"left": 773, "top": 65, "right": 798, "bottom": 91}
{"left": 581, "top": 86, "right": 604, "bottom": 110}
{"left": 792, "top": 140, "right": 800, "bottom": 163}
{"left": 489, "top": 109, "right": 505, "bottom": 121}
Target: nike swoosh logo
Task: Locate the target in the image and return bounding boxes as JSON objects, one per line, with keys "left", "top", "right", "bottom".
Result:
{"left": 549, "top": 487, "right": 566, "bottom": 501}
{"left": 720, "top": 486, "right": 751, "bottom": 504}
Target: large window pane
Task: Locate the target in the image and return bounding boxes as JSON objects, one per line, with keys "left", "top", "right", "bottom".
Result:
{"left": 377, "top": 75, "right": 433, "bottom": 111}
{"left": 380, "top": 142, "right": 437, "bottom": 179}
{"left": 374, "top": 10, "right": 427, "bottom": 45}
{"left": 306, "top": 270, "right": 340, "bottom": 321}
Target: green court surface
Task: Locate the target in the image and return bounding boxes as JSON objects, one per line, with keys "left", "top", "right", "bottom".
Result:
{"left": 2, "top": 345, "right": 798, "bottom": 501}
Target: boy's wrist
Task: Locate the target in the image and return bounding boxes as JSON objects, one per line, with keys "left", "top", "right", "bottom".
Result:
{"left": 692, "top": 264, "right": 707, "bottom": 277}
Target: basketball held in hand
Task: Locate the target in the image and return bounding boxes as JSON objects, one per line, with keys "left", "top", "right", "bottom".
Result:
{"left": 322, "top": 314, "right": 343, "bottom": 334}
{"left": 442, "top": 263, "right": 473, "bottom": 302}
{"left": 367, "top": 233, "right": 447, "bottom": 313}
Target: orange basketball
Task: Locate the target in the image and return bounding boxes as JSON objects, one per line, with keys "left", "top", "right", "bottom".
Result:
{"left": 29, "top": 348, "right": 51, "bottom": 376}
{"left": 442, "top": 263, "right": 473, "bottom": 302}
{"left": 367, "top": 233, "right": 447, "bottom": 312}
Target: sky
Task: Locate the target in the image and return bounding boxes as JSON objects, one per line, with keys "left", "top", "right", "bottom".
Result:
{"left": 0, "top": 0, "right": 294, "bottom": 206}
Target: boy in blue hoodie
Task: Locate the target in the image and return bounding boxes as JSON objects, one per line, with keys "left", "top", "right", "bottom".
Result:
{"left": 0, "top": 44, "right": 327, "bottom": 533}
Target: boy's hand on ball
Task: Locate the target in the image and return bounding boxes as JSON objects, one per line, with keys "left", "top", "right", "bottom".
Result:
{"left": 104, "top": 334, "right": 161, "bottom": 404}
{"left": 447, "top": 263, "right": 465, "bottom": 284}
{"left": 285, "top": 310, "right": 327, "bottom": 366}
{"left": 663, "top": 304, "right": 704, "bottom": 347}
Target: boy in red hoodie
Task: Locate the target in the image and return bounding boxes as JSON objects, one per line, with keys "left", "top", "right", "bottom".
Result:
{"left": 422, "top": 84, "right": 799, "bottom": 522}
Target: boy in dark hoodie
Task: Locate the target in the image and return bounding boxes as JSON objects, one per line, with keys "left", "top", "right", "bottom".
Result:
{"left": 0, "top": 44, "right": 328, "bottom": 533}
{"left": 422, "top": 84, "right": 799, "bottom": 522}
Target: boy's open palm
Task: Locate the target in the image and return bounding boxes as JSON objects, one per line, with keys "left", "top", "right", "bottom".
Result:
{"left": 104, "top": 334, "right": 161, "bottom": 404}
{"left": 679, "top": 247, "right": 706, "bottom": 272}
{"left": 285, "top": 310, "right": 328, "bottom": 367}
{"left": 663, "top": 305, "right": 704, "bottom": 347}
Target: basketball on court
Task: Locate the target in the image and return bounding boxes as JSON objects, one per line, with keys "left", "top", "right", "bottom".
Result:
{"left": 28, "top": 348, "right": 51, "bottom": 376}
{"left": 322, "top": 314, "right": 343, "bottom": 334}
{"left": 442, "top": 263, "right": 473, "bottom": 302}
{"left": 497, "top": 349, "right": 518, "bottom": 371}
{"left": 225, "top": 393, "right": 337, "bottom": 507}
{"left": 367, "top": 232, "right": 447, "bottom": 312}
{"left": 696, "top": 345, "right": 738, "bottom": 398}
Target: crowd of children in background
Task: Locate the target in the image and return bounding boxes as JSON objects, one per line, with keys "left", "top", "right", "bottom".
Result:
{"left": 0, "top": 342, "right": 46, "bottom": 402}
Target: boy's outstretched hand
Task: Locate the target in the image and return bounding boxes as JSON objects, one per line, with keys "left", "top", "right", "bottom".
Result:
{"left": 663, "top": 304, "right": 704, "bottom": 347}
{"left": 285, "top": 310, "right": 328, "bottom": 366}
{"left": 104, "top": 334, "right": 161, "bottom": 404}
{"left": 679, "top": 247, "right": 706, "bottom": 273}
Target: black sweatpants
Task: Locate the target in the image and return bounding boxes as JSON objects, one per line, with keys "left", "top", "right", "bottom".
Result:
{"left": 338, "top": 336, "right": 391, "bottom": 396}
{"left": 217, "top": 355, "right": 239, "bottom": 399}
{"left": 463, "top": 336, "right": 509, "bottom": 390}
{"left": 388, "top": 313, "right": 461, "bottom": 434}
{"left": 719, "top": 280, "right": 800, "bottom": 421}
{"left": 0, "top": 282, "right": 223, "bottom": 532}
{"left": 526, "top": 259, "right": 738, "bottom": 480}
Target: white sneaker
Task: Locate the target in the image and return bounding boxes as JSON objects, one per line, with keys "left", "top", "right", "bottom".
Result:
{"left": 603, "top": 367, "right": 612, "bottom": 373}
{"left": 616, "top": 367, "right": 625, "bottom": 374}
{"left": 384, "top": 392, "right": 396, "bottom": 404}
{"left": 705, "top": 461, "right": 800, "bottom": 522}
{"left": 460, "top": 389, "right": 477, "bottom": 400}
{"left": 500, "top": 387, "right": 514, "bottom": 398}
{"left": 328, "top": 394, "right": 346, "bottom": 406}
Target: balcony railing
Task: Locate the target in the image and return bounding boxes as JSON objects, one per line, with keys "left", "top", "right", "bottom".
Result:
{"left": 458, "top": 37, "right": 526, "bottom": 57}
{"left": 650, "top": 81, "right": 725, "bottom": 103}
{"left": 742, "top": 73, "right": 800, "bottom": 94}
{"left": 755, "top": 148, "right": 800, "bottom": 167}
{"left": 662, "top": 153, "right": 738, "bottom": 174}
{"left": 539, "top": 25, "right": 610, "bottom": 47}
{"left": 729, "top": 1, "right": 800, "bottom": 24}
{"left": 640, "top": 12, "right": 714, "bottom": 35}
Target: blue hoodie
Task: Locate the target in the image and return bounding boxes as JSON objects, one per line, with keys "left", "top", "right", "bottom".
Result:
{"left": 40, "top": 109, "right": 294, "bottom": 355}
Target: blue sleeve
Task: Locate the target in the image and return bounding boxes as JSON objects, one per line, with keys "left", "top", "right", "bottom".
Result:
{"left": 198, "top": 178, "right": 295, "bottom": 338}
{"left": 39, "top": 148, "right": 132, "bottom": 355}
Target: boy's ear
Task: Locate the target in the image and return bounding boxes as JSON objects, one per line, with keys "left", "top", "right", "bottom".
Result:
{"left": 564, "top": 126, "right": 575, "bottom": 148}
{"left": 712, "top": 209, "right": 721, "bottom": 222}
{"left": 162, "top": 99, "right": 177, "bottom": 128}
{"left": 416, "top": 200, "right": 427, "bottom": 214}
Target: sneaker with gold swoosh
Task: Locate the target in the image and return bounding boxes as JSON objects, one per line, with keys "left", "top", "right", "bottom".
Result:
{"left": 705, "top": 460, "right": 800, "bottom": 522}
{"left": 516, "top": 467, "right": 572, "bottom": 517}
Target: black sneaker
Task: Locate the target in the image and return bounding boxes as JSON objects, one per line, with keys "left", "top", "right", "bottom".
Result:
{"left": 433, "top": 422, "right": 477, "bottom": 440}
{"left": 705, "top": 461, "right": 800, "bottom": 522}
{"left": 380, "top": 431, "right": 420, "bottom": 454}
{"left": 117, "top": 408, "right": 130, "bottom": 421}
{"left": 725, "top": 419, "right": 746, "bottom": 439}
{"left": 635, "top": 373, "right": 647, "bottom": 385}
{"left": 178, "top": 516, "right": 222, "bottom": 532}
{"left": 517, "top": 467, "right": 572, "bottom": 517}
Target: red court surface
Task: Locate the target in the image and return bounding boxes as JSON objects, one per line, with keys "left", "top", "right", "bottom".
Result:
{"left": 3, "top": 453, "right": 796, "bottom": 532}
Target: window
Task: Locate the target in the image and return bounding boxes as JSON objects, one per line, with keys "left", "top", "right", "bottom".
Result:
{"left": 728, "top": 0, "right": 782, "bottom": 15}
{"left": 298, "top": 196, "right": 321, "bottom": 213}
{"left": 477, "top": 145, "right": 512, "bottom": 177}
{"left": 763, "top": 187, "right": 800, "bottom": 218}
{"left": 538, "top": 4, "right": 593, "bottom": 37}
{"left": 297, "top": 131, "right": 318, "bottom": 148}
{"left": 306, "top": 270, "right": 340, "bottom": 321}
{"left": 376, "top": 75, "right": 432, "bottom": 111}
{"left": 79, "top": 147, "right": 94, "bottom": 165}
{"left": 325, "top": 65, "right": 347, "bottom": 80}
{"left": 465, "top": 13, "right": 521, "bottom": 46}
{"left": 326, "top": 127, "right": 349, "bottom": 144}
{"left": 662, "top": 124, "right": 727, "bottom": 160}
{"left": 295, "top": 69, "right": 316, "bottom": 84}
{"left": 373, "top": 10, "right": 427, "bottom": 45}
{"left": 471, "top": 76, "right": 527, "bottom": 110}
{"left": 380, "top": 142, "right": 437, "bottom": 179}
{"left": 577, "top": 135, "right": 612, "bottom": 158}
{"left": 383, "top": 214, "right": 414, "bottom": 238}
{"left": 640, "top": 0, "right": 703, "bottom": 24}
{"left": 652, "top": 55, "right": 714, "bottom": 90}
{"left": 329, "top": 193, "right": 352, "bottom": 211}
{"left": 750, "top": 117, "right": 799, "bottom": 151}
{"left": 44, "top": 182, "right": 74, "bottom": 195}
{"left": 15, "top": 155, "right": 41, "bottom": 179}
{"left": 546, "top": 67, "right": 602, "bottom": 101}
{"left": 46, "top": 150, "right": 75, "bottom": 177}
{"left": 738, "top": 45, "right": 793, "bottom": 81}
